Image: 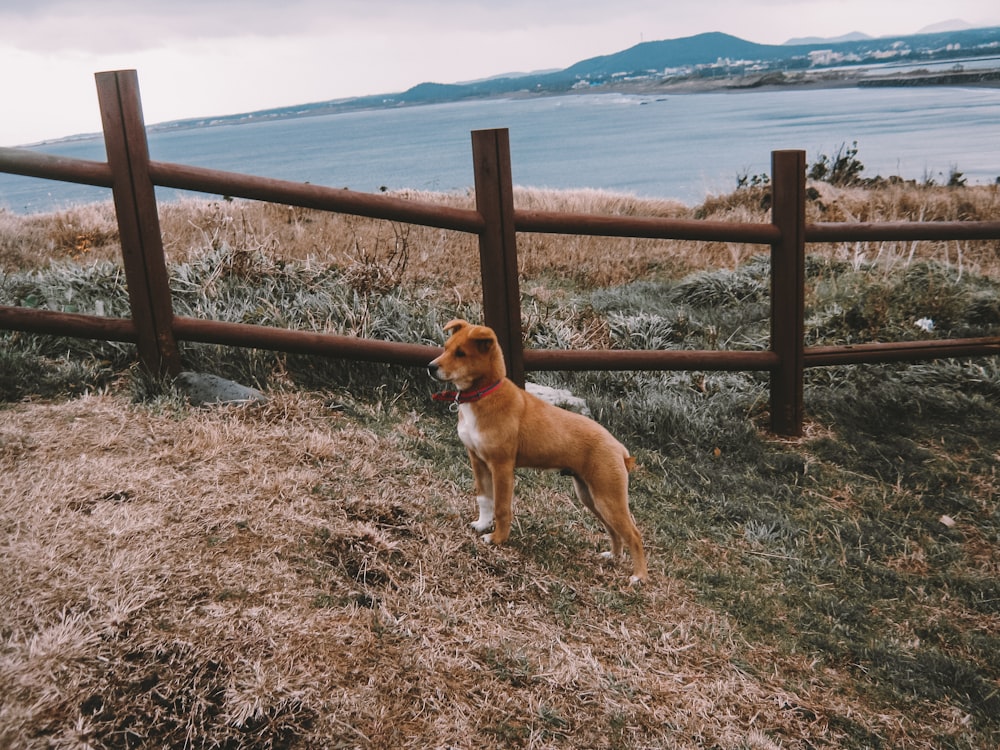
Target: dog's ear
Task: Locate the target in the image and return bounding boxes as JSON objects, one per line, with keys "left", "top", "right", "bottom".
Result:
{"left": 443, "top": 319, "right": 468, "bottom": 337}
{"left": 468, "top": 326, "right": 496, "bottom": 354}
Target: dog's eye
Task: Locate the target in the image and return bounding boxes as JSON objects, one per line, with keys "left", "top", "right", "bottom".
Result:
{"left": 454, "top": 348, "right": 466, "bottom": 358}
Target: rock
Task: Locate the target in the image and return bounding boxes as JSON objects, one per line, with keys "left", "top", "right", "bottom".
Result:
{"left": 526, "top": 382, "right": 592, "bottom": 416}
{"left": 176, "top": 371, "right": 267, "bottom": 406}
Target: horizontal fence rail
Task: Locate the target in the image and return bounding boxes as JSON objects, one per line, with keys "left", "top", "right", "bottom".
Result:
{"left": 522, "top": 348, "right": 781, "bottom": 372}
{"left": 514, "top": 210, "right": 782, "bottom": 244}
{"left": 806, "top": 221, "right": 1000, "bottom": 242}
{"left": 170, "top": 316, "right": 440, "bottom": 368}
{"left": 803, "top": 337, "right": 1000, "bottom": 367}
{"left": 0, "top": 306, "right": 137, "bottom": 343}
{"left": 2, "top": 69, "right": 1000, "bottom": 435}
{"left": 0, "top": 147, "right": 114, "bottom": 188}
{"left": 148, "top": 161, "right": 486, "bottom": 233}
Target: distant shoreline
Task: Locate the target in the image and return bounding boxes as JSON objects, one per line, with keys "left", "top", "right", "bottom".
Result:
{"left": 571, "top": 66, "right": 1000, "bottom": 98}
{"left": 21, "top": 63, "right": 1000, "bottom": 148}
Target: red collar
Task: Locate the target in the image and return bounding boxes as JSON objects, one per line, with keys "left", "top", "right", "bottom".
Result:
{"left": 432, "top": 379, "right": 503, "bottom": 407}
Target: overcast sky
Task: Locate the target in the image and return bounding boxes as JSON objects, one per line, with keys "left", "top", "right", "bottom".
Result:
{"left": 1, "top": 0, "right": 999, "bottom": 146}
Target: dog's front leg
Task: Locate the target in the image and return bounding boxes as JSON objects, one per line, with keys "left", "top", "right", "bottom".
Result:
{"left": 483, "top": 461, "right": 515, "bottom": 545}
{"left": 468, "top": 451, "right": 494, "bottom": 533}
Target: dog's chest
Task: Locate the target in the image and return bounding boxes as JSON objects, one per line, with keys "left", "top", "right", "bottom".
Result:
{"left": 456, "top": 404, "right": 485, "bottom": 453}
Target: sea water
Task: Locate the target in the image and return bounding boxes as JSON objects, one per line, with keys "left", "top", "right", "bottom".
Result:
{"left": 2, "top": 86, "right": 999, "bottom": 213}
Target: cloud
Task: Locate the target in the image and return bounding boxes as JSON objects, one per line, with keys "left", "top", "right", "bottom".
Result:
{"left": 0, "top": 1, "right": 665, "bottom": 53}
{"left": 4, "top": 0, "right": 1000, "bottom": 54}
{"left": 1, "top": 1, "right": 338, "bottom": 52}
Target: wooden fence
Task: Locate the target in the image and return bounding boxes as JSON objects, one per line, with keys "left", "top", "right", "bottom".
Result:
{"left": 2, "top": 69, "right": 1000, "bottom": 436}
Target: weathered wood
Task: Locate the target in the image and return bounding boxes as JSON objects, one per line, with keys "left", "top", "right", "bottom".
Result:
{"left": 769, "top": 150, "right": 807, "bottom": 436}
{"left": 807, "top": 221, "right": 1000, "bottom": 242}
{"left": 0, "top": 147, "right": 113, "bottom": 187}
{"left": 96, "top": 70, "right": 181, "bottom": 376}
{"left": 171, "top": 316, "right": 439, "bottom": 367}
{"left": 0, "top": 305, "right": 137, "bottom": 342}
{"left": 471, "top": 129, "right": 524, "bottom": 387}
{"left": 515, "top": 209, "right": 781, "bottom": 243}
{"left": 524, "top": 348, "right": 779, "bottom": 372}
{"left": 805, "top": 337, "right": 1000, "bottom": 366}
{"left": 147, "top": 160, "right": 485, "bottom": 233}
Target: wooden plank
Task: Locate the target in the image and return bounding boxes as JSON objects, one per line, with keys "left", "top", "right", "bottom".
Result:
{"left": 471, "top": 129, "right": 525, "bottom": 387}
{"left": 148, "top": 160, "right": 485, "bottom": 233}
{"left": 0, "top": 305, "right": 137, "bottom": 342}
{"left": 171, "top": 316, "right": 439, "bottom": 367}
{"left": 769, "top": 150, "right": 806, "bottom": 436}
{"left": 96, "top": 69, "right": 181, "bottom": 376}
{"left": 804, "top": 337, "right": 1000, "bottom": 366}
{"left": 524, "top": 348, "right": 779, "bottom": 372}
{"left": 807, "top": 220, "right": 1000, "bottom": 242}
{"left": 515, "top": 209, "right": 780, "bottom": 244}
{"left": 0, "top": 147, "right": 113, "bottom": 187}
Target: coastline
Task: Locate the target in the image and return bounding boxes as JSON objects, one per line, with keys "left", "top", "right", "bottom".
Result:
{"left": 22, "top": 63, "right": 1000, "bottom": 148}
{"left": 563, "top": 66, "right": 1000, "bottom": 98}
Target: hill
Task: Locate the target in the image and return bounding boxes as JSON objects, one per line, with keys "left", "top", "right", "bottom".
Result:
{"left": 559, "top": 32, "right": 815, "bottom": 76}
{"left": 151, "top": 26, "right": 1000, "bottom": 132}
{"left": 785, "top": 31, "right": 874, "bottom": 45}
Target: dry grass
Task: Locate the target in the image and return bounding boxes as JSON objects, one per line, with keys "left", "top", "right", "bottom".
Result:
{"left": 3, "top": 182, "right": 998, "bottom": 299}
{"left": 1, "top": 390, "right": 983, "bottom": 749}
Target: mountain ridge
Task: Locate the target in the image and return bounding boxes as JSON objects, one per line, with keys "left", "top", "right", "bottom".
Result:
{"left": 784, "top": 31, "right": 873, "bottom": 45}
{"left": 131, "top": 25, "right": 1000, "bottom": 135}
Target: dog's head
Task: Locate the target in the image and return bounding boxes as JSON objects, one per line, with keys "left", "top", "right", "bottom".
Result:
{"left": 428, "top": 318, "right": 506, "bottom": 390}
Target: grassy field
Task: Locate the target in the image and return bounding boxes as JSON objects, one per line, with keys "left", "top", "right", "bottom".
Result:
{"left": 1, "top": 177, "right": 999, "bottom": 749}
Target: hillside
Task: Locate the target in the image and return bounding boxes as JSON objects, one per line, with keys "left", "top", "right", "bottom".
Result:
{"left": 559, "top": 32, "right": 816, "bottom": 77}
{"left": 150, "top": 26, "right": 1000, "bottom": 131}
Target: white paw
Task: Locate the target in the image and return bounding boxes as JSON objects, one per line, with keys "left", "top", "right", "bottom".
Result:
{"left": 481, "top": 533, "right": 494, "bottom": 544}
{"left": 628, "top": 575, "right": 645, "bottom": 586}
{"left": 471, "top": 495, "right": 494, "bottom": 533}
{"left": 599, "top": 551, "right": 619, "bottom": 561}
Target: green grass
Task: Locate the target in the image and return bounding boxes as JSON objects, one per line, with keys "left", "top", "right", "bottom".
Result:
{"left": 2, "top": 212, "right": 1000, "bottom": 747}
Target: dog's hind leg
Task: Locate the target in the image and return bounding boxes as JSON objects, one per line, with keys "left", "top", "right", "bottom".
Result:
{"left": 571, "top": 476, "right": 624, "bottom": 558}
{"left": 581, "top": 472, "right": 648, "bottom": 583}
{"left": 609, "top": 512, "right": 647, "bottom": 583}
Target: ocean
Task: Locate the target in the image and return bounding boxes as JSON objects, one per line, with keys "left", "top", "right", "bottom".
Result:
{"left": 2, "top": 86, "right": 1000, "bottom": 213}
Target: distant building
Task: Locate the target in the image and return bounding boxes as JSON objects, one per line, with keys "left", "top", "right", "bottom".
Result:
{"left": 809, "top": 50, "right": 835, "bottom": 66}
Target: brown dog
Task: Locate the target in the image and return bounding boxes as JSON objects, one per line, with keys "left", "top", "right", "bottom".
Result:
{"left": 428, "top": 319, "right": 647, "bottom": 583}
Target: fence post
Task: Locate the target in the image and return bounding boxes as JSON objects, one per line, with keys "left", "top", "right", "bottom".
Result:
{"left": 471, "top": 128, "right": 524, "bottom": 387}
{"left": 769, "top": 150, "right": 806, "bottom": 436}
{"left": 95, "top": 69, "right": 181, "bottom": 377}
